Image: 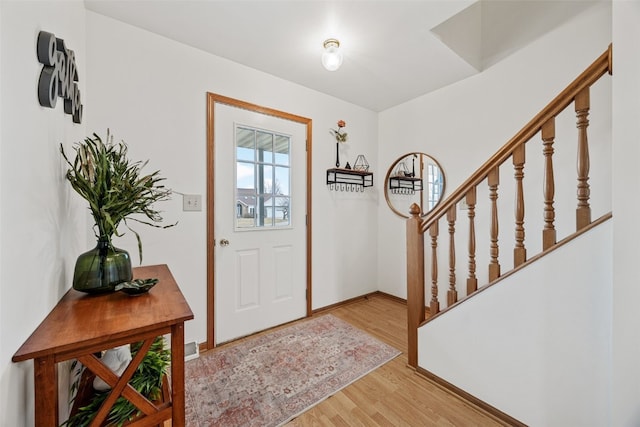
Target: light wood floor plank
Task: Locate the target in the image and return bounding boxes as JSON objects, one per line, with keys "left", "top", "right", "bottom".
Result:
{"left": 193, "top": 294, "right": 511, "bottom": 426}
{"left": 286, "top": 294, "right": 509, "bottom": 426}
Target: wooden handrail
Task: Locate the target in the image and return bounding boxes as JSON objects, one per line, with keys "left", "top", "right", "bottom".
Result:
{"left": 406, "top": 44, "right": 613, "bottom": 369}
{"left": 419, "top": 44, "right": 612, "bottom": 233}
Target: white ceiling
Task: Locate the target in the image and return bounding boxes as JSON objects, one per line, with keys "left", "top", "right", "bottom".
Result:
{"left": 84, "top": 0, "right": 601, "bottom": 112}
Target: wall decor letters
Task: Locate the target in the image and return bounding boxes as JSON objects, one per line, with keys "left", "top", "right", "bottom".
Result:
{"left": 36, "top": 31, "right": 83, "bottom": 124}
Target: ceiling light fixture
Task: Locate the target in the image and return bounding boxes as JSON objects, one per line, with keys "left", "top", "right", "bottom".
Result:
{"left": 322, "top": 38, "right": 343, "bottom": 71}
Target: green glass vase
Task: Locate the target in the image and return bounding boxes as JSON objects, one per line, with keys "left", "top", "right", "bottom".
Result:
{"left": 72, "top": 239, "right": 133, "bottom": 294}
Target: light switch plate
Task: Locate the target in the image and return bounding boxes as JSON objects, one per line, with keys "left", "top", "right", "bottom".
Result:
{"left": 183, "top": 194, "right": 202, "bottom": 211}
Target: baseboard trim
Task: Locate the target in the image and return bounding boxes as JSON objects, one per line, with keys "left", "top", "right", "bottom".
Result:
{"left": 415, "top": 366, "right": 527, "bottom": 427}
{"left": 369, "top": 291, "right": 432, "bottom": 317}
{"left": 375, "top": 291, "right": 408, "bottom": 305}
{"left": 312, "top": 290, "right": 409, "bottom": 314}
{"left": 312, "top": 291, "right": 436, "bottom": 317}
{"left": 312, "top": 291, "right": 380, "bottom": 314}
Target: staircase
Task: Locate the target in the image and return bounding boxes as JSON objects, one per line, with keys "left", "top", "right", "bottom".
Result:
{"left": 405, "top": 45, "right": 612, "bottom": 425}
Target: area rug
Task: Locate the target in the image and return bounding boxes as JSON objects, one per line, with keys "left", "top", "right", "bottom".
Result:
{"left": 184, "top": 314, "right": 401, "bottom": 426}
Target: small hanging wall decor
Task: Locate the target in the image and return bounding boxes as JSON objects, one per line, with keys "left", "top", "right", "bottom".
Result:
{"left": 36, "top": 31, "right": 83, "bottom": 123}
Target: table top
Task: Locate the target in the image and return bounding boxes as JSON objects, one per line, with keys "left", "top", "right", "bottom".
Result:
{"left": 12, "top": 264, "right": 194, "bottom": 362}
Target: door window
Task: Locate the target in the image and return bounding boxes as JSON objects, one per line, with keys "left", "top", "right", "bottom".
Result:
{"left": 235, "top": 125, "right": 291, "bottom": 229}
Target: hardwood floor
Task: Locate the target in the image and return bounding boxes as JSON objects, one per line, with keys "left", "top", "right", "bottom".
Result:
{"left": 285, "top": 294, "right": 509, "bottom": 426}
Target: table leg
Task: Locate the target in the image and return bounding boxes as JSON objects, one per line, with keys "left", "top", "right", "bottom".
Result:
{"left": 34, "top": 355, "right": 58, "bottom": 426}
{"left": 171, "top": 322, "right": 186, "bottom": 427}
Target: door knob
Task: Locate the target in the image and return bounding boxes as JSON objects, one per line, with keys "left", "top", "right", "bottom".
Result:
{"left": 219, "top": 238, "right": 230, "bottom": 247}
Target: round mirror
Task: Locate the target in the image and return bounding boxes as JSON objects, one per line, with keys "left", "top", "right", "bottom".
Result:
{"left": 384, "top": 152, "right": 445, "bottom": 218}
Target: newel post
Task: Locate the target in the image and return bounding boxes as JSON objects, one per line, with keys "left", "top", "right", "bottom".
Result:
{"left": 406, "top": 203, "right": 425, "bottom": 369}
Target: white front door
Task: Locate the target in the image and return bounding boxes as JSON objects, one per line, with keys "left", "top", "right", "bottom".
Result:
{"left": 214, "top": 102, "right": 307, "bottom": 344}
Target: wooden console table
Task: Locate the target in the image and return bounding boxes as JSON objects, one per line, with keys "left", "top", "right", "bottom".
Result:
{"left": 12, "top": 264, "right": 194, "bottom": 426}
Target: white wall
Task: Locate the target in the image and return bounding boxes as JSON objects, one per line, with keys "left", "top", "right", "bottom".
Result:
{"left": 612, "top": 1, "right": 640, "bottom": 425}
{"left": 1, "top": 4, "right": 379, "bottom": 425}
{"left": 0, "top": 2, "right": 87, "bottom": 426}
{"left": 3, "top": 0, "right": 635, "bottom": 425}
{"left": 83, "top": 11, "right": 379, "bottom": 346}
{"left": 419, "top": 220, "right": 612, "bottom": 426}
{"left": 377, "top": 2, "right": 612, "bottom": 299}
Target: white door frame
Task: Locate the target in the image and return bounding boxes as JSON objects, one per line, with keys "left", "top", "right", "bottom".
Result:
{"left": 205, "top": 93, "right": 313, "bottom": 349}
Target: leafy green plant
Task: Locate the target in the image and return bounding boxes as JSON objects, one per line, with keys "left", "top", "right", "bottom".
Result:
{"left": 62, "top": 337, "right": 170, "bottom": 427}
{"left": 60, "top": 130, "right": 174, "bottom": 263}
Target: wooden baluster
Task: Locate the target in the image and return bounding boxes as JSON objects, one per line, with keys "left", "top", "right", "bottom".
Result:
{"left": 542, "top": 118, "right": 557, "bottom": 250}
{"left": 513, "top": 144, "right": 526, "bottom": 267}
{"left": 447, "top": 205, "right": 457, "bottom": 306}
{"left": 406, "top": 203, "right": 425, "bottom": 369}
{"left": 576, "top": 87, "right": 592, "bottom": 230}
{"left": 466, "top": 187, "right": 478, "bottom": 294}
{"left": 488, "top": 167, "right": 501, "bottom": 281}
{"left": 430, "top": 221, "right": 440, "bottom": 315}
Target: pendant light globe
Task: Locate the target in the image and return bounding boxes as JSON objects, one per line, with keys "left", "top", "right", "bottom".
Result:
{"left": 322, "top": 38, "right": 343, "bottom": 71}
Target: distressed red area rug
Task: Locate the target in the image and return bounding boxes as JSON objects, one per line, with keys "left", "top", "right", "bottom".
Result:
{"left": 184, "top": 314, "right": 401, "bottom": 426}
